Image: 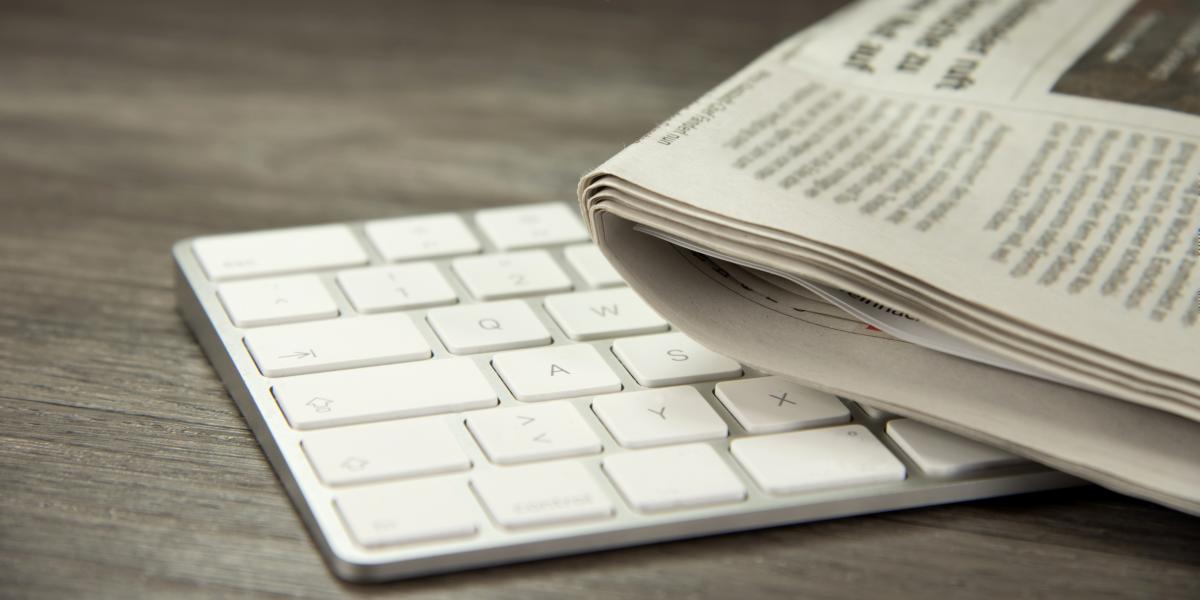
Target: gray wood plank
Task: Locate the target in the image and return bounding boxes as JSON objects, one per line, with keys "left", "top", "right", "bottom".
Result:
{"left": 1, "top": 0, "right": 1197, "bottom": 598}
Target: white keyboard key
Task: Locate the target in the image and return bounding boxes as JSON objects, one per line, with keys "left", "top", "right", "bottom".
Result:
{"left": 564, "top": 244, "right": 623, "bottom": 288}
{"left": 466, "top": 401, "right": 602, "bottom": 464}
{"left": 451, "top": 250, "right": 572, "bottom": 300}
{"left": 364, "top": 213, "right": 481, "bottom": 262}
{"left": 273, "top": 358, "right": 497, "bottom": 430}
{"left": 603, "top": 444, "right": 746, "bottom": 513}
{"left": 475, "top": 202, "right": 589, "bottom": 250}
{"left": 714, "top": 377, "right": 850, "bottom": 434}
{"left": 426, "top": 300, "right": 551, "bottom": 354}
{"left": 193, "top": 224, "right": 368, "bottom": 281}
{"left": 612, "top": 332, "right": 741, "bottom": 387}
{"left": 472, "top": 461, "right": 614, "bottom": 528}
{"left": 245, "top": 314, "right": 431, "bottom": 377}
{"left": 302, "top": 417, "right": 470, "bottom": 486}
{"left": 335, "top": 477, "right": 478, "bottom": 548}
{"left": 544, "top": 288, "right": 668, "bottom": 341}
{"left": 731, "top": 425, "right": 906, "bottom": 495}
{"left": 852, "top": 401, "right": 897, "bottom": 421}
{"left": 217, "top": 274, "right": 338, "bottom": 327}
{"left": 592, "top": 387, "right": 727, "bottom": 448}
{"left": 492, "top": 344, "right": 622, "bottom": 402}
{"left": 337, "top": 263, "right": 458, "bottom": 313}
{"left": 886, "top": 419, "right": 1026, "bottom": 477}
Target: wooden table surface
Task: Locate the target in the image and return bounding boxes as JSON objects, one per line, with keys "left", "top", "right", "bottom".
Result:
{"left": 1, "top": 0, "right": 1197, "bottom": 597}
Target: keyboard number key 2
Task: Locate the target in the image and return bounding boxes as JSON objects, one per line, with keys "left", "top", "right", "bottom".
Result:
{"left": 452, "top": 250, "right": 571, "bottom": 300}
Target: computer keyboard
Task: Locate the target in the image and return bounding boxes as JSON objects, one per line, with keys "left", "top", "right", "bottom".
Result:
{"left": 173, "top": 202, "right": 1080, "bottom": 582}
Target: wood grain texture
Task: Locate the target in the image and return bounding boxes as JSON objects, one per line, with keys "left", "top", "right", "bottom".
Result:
{"left": 0, "top": 0, "right": 1196, "bottom": 598}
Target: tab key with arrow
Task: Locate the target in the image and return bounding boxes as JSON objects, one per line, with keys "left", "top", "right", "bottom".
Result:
{"left": 244, "top": 313, "right": 432, "bottom": 377}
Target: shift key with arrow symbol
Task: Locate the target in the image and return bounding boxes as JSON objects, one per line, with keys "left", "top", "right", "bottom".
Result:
{"left": 245, "top": 313, "right": 432, "bottom": 377}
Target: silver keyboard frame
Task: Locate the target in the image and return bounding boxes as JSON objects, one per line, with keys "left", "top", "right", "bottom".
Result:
{"left": 174, "top": 208, "right": 1082, "bottom": 582}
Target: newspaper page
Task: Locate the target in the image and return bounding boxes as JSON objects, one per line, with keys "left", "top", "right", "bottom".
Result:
{"left": 579, "top": 0, "right": 1200, "bottom": 512}
{"left": 584, "top": 0, "right": 1199, "bottom": 404}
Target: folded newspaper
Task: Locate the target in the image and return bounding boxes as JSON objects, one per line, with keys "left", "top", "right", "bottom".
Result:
{"left": 578, "top": 0, "right": 1200, "bottom": 514}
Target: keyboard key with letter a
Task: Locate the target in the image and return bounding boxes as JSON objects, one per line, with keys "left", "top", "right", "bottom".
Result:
{"left": 492, "top": 344, "right": 622, "bottom": 402}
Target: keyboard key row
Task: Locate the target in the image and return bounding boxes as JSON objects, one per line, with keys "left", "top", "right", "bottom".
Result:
{"left": 324, "top": 406, "right": 1027, "bottom": 548}
{"left": 223, "top": 282, "right": 666, "bottom": 360}
{"left": 217, "top": 251, "right": 644, "bottom": 330}
{"left": 485, "top": 334, "right": 742, "bottom": 398}
{"left": 341, "top": 430, "right": 885, "bottom": 548}
{"left": 193, "top": 203, "right": 590, "bottom": 281}
{"left": 325, "top": 421, "right": 910, "bottom": 517}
